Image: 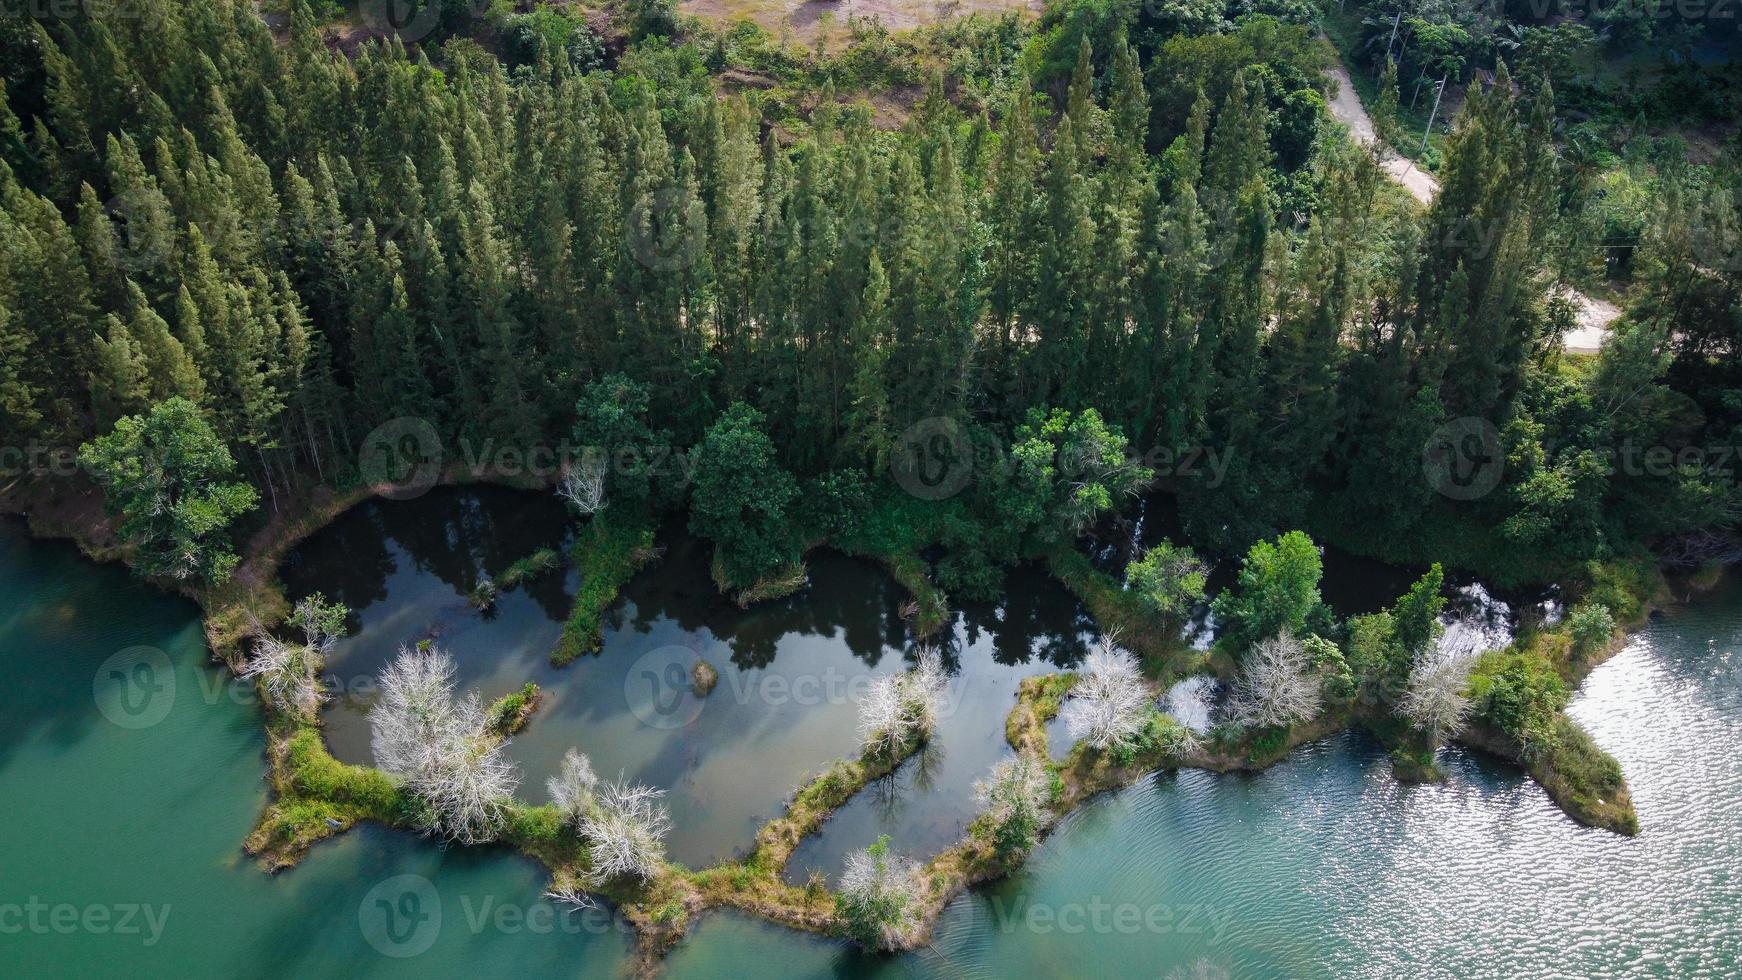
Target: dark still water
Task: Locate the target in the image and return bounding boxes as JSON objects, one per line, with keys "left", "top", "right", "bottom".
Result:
{"left": 4, "top": 490, "right": 1740, "bottom": 978}
{"left": 281, "top": 487, "right": 1094, "bottom": 869}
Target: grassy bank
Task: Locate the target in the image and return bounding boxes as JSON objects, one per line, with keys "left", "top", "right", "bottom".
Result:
{"left": 553, "top": 515, "right": 660, "bottom": 666}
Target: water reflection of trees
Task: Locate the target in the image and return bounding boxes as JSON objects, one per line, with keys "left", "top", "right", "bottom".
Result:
{"left": 283, "top": 487, "right": 575, "bottom": 622}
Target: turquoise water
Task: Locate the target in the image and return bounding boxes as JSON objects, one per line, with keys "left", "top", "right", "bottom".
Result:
{"left": 4, "top": 503, "right": 1740, "bottom": 978}
{"left": 0, "top": 520, "right": 632, "bottom": 977}
{"left": 666, "top": 576, "right": 1742, "bottom": 978}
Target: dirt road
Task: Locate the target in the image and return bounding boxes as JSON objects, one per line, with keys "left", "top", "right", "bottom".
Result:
{"left": 1322, "top": 64, "right": 1619, "bottom": 350}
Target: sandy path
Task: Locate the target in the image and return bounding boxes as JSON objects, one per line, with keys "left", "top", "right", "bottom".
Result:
{"left": 1322, "top": 64, "right": 1619, "bottom": 349}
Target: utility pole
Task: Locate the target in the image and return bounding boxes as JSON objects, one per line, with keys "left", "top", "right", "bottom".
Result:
{"left": 1384, "top": 11, "right": 1402, "bottom": 62}
{"left": 1420, "top": 75, "right": 1446, "bottom": 157}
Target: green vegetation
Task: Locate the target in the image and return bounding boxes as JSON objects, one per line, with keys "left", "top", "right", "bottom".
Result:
{"left": 497, "top": 548, "right": 563, "bottom": 590}
{"left": 487, "top": 683, "right": 543, "bottom": 735}
{"left": 1124, "top": 539, "right": 1209, "bottom": 622}
{"left": 76, "top": 398, "right": 258, "bottom": 585}
{"left": 554, "top": 515, "right": 659, "bottom": 666}
{"left": 1, "top": 0, "right": 1723, "bottom": 963}
{"left": 1211, "top": 531, "right": 1332, "bottom": 654}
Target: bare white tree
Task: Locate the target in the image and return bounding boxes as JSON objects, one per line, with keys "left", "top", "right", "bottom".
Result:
{"left": 578, "top": 775, "right": 671, "bottom": 885}
{"left": 543, "top": 884, "right": 597, "bottom": 912}
{"left": 547, "top": 747, "right": 599, "bottom": 829}
{"left": 240, "top": 594, "right": 347, "bottom": 721}
{"left": 837, "top": 837, "right": 923, "bottom": 950}
{"left": 1399, "top": 651, "right": 1476, "bottom": 743}
{"left": 418, "top": 692, "right": 521, "bottom": 844}
{"left": 557, "top": 455, "right": 608, "bottom": 516}
{"left": 370, "top": 645, "right": 521, "bottom": 845}
{"left": 1230, "top": 631, "right": 1323, "bottom": 729}
{"left": 1062, "top": 639, "right": 1149, "bottom": 752}
{"left": 857, "top": 646, "right": 948, "bottom": 756}
{"left": 370, "top": 645, "right": 459, "bottom": 776}
{"left": 240, "top": 633, "right": 326, "bottom": 719}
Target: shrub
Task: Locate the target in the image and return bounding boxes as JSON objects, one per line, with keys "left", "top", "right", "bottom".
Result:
{"left": 836, "top": 836, "right": 921, "bottom": 951}
{"left": 498, "top": 548, "right": 562, "bottom": 590}
{"left": 1568, "top": 602, "right": 1616, "bottom": 658}
{"left": 974, "top": 755, "right": 1052, "bottom": 859}
{"left": 1468, "top": 651, "right": 1570, "bottom": 757}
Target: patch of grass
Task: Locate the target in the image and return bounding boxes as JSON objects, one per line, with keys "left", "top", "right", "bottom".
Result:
{"left": 498, "top": 547, "right": 562, "bottom": 590}
{"left": 245, "top": 725, "right": 407, "bottom": 868}
{"left": 732, "top": 561, "right": 809, "bottom": 606}
{"left": 746, "top": 735, "right": 927, "bottom": 874}
{"left": 1046, "top": 548, "right": 1196, "bottom": 677}
{"left": 1006, "top": 673, "right": 1076, "bottom": 755}
{"left": 1389, "top": 745, "right": 1444, "bottom": 784}
{"left": 1534, "top": 716, "right": 1636, "bottom": 835}
{"left": 881, "top": 550, "right": 948, "bottom": 636}
{"left": 553, "top": 516, "right": 658, "bottom": 666}
{"left": 487, "top": 682, "right": 542, "bottom": 735}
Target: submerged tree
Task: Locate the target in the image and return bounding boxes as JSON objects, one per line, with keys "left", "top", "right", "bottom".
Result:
{"left": 836, "top": 835, "right": 922, "bottom": 951}
{"left": 974, "top": 754, "right": 1053, "bottom": 859}
{"left": 1062, "top": 638, "right": 1149, "bottom": 752}
{"left": 1230, "top": 630, "right": 1323, "bottom": 729}
{"left": 77, "top": 397, "right": 258, "bottom": 585}
{"left": 857, "top": 647, "right": 948, "bottom": 756}
{"left": 370, "top": 645, "right": 520, "bottom": 845}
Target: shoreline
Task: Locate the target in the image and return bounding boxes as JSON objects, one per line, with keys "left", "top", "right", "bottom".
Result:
{"left": 1, "top": 474, "right": 1710, "bottom": 969}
